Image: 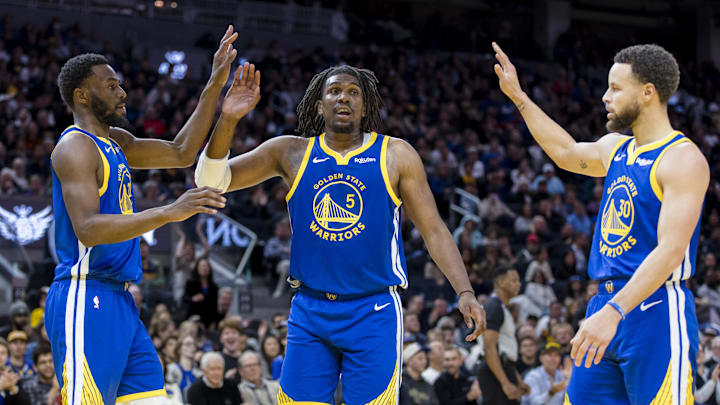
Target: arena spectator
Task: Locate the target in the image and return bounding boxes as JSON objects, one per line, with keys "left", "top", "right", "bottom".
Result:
{"left": 522, "top": 342, "right": 569, "bottom": 405}
{"left": 20, "top": 344, "right": 57, "bottom": 405}
{"left": 184, "top": 257, "right": 220, "bottom": 328}
{"left": 421, "top": 341, "right": 444, "bottom": 386}
{"left": 516, "top": 336, "right": 540, "bottom": 377}
{"left": 238, "top": 351, "right": 279, "bottom": 405}
{"left": 186, "top": 352, "right": 244, "bottom": 405}
{"left": 433, "top": 346, "right": 480, "bottom": 405}
{"left": 0, "top": 302, "right": 30, "bottom": 338}
{"left": 263, "top": 218, "right": 292, "bottom": 298}
{"left": 259, "top": 335, "right": 281, "bottom": 380}
{"left": 5, "top": 332, "right": 33, "bottom": 382}
{"left": 166, "top": 333, "right": 202, "bottom": 403}
{"left": 399, "top": 343, "right": 439, "bottom": 405}
{"left": 219, "top": 317, "right": 247, "bottom": 384}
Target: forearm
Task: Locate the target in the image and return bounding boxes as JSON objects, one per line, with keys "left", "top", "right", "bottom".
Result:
{"left": 485, "top": 345, "right": 511, "bottom": 385}
{"left": 424, "top": 228, "right": 473, "bottom": 294}
{"left": 171, "top": 82, "right": 224, "bottom": 162}
{"left": 611, "top": 244, "right": 685, "bottom": 313}
{"left": 76, "top": 207, "right": 170, "bottom": 247}
{"left": 695, "top": 379, "right": 715, "bottom": 403}
{"left": 511, "top": 92, "right": 578, "bottom": 169}
{"left": 206, "top": 113, "right": 240, "bottom": 159}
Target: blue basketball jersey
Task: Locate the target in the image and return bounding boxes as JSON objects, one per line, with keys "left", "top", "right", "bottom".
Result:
{"left": 588, "top": 131, "right": 701, "bottom": 281}
{"left": 286, "top": 132, "right": 408, "bottom": 296}
{"left": 51, "top": 125, "right": 141, "bottom": 283}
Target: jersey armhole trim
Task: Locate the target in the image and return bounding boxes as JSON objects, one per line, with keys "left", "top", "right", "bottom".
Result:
{"left": 606, "top": 137, "right": 632, "bottom": 169}
{"left": 285, "top": 137, "right": 315, "bottom": 203}
{"left": 93, "top": 143, "right": 110, "bottom": 197}
{"left": 650, "top": 138, "right": 690, "bottom": 202}
{"left": 380, "top": 136, "right": 402, "bottom": 207}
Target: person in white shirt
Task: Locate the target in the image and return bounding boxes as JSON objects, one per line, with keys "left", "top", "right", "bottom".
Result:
{"left": 421, "top": 341, "right": 444, "bottom": 385}
{"left": 522, "top": 343, "right": 569, "bottom": 405}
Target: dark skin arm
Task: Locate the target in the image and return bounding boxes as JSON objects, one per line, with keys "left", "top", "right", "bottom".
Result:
{"left": 52, "top": 132, "right": 226, "bottom": 247}
{"left": 389, "top": 138, "right": 486, "bottom": 341}
{"left": 109, "top": 26, "right": 239, "bottom": 169}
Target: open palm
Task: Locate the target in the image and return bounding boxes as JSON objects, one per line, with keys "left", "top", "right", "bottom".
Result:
{"left": 222, "top": 61, "right": 261, "bottom": 120}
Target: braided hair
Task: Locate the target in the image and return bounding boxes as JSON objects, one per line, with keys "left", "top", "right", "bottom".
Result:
{"left": 296, "top": 65, "right": 384, "bottom": 138}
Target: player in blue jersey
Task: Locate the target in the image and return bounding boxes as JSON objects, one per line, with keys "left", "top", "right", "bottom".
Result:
{"left": 194, "top": 64, "right": 486, "bottom": 404}
{"left": 493, "top": 42, "right": 710, "bottom": 404}
{"left": 47, "top": 26, "right": 259, "bottom": 405}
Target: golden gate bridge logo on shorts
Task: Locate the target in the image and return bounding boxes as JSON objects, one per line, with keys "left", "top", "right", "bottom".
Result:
{"left": 310, "top": 177, "right": 366, "bottom": 242}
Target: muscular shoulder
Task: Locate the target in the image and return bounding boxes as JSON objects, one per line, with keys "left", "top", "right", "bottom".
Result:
{"left": 656, "top": 141, "right": 709, "bottom": 189}
{"left": 108, "top": 126, "right": 134, "bottom": 149}
{"left": 386, "top": 136, "right": 423, "bottom": 173}
{"left": 52, "top": 132, "right": 99, "bottom": 175}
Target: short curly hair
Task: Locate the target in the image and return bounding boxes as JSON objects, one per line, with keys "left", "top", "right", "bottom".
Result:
{"left": 57, "top": 53, "right": 109, "bottom": 109}
{"left": 613, "top": 44, "right": 679, "bottom": 104}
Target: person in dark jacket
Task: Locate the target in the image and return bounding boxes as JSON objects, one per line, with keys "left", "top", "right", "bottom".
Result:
{"left": 183, "top": 257, "right": 219, "bottom": 328}
{"left": 187, "top": 352, "right": 244, "bottom": 405}
{"left": 433, "top": 346, "right": 481, "bottom": 405}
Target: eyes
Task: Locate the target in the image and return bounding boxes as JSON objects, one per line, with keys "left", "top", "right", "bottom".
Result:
{"left": 329, "top": 87, "right": 360, "bottom": 96}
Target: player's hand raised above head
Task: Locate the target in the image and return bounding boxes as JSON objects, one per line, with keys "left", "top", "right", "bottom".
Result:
{"left": 165, "top": 186, "right": 227, "bottom": 222}
{"left": 492, "top": 42, "right": 525, "bottom": 103}
{"left": 221, "top": 61, "right": 261, "bottom": 121}
{"left": 209, "top": 25, "right": 239, "bottom": 87}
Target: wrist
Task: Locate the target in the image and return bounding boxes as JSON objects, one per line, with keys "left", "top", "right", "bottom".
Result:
{"left": 511, "top": 91, "right": 528, "bottom": 107}
{"left": 218, "top": 112, "right": 242, "bottom": 125}
{"left": 605, "top": 301, "right": 625, "bottom": 321}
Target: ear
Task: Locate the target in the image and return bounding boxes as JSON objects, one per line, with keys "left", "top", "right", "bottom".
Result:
{"left": 316, "top": 100, "right": 323, "bottom": 116}
{"left": 642, "top": 83, "right": 656, "bottom": 102}
{"left": 73, "top": 87, "right": 89, "bottom": 107}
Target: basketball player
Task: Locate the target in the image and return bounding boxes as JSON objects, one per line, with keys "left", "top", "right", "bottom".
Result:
{"left": 194, "top": 65, "right": 486, "bottom": 404}
{"left": 45, "top": 26, "right": 253, "bottom": 404}
{"left": 493, "top": 42, "right": 708, "bottom": 404}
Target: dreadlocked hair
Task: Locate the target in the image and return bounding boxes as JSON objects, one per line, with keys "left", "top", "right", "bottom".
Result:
{"left": 296, "top": 65, "right": 384, "bottom": 138}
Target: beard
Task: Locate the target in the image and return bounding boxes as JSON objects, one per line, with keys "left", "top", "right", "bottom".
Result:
{"left": 329, "top": 120, "right": 356, "bottom": 134}
{"left": 90, "top": 92, "right": 129, "bottom": 128}
{"left": 605, "top": 101, "right": 640, "bottom": 132}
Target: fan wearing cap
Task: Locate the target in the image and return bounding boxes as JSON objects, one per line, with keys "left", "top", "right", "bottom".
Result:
{"left": 531, "top": 163, "right": 565, "bottom": 196}
{"left": 399, "top": 343, "right": 438, "bottom": 405}
{"left": 0, "top": 302, "right": 31, "bottom": 340}
{"left": 5, "top": 331, "right": 34, "bottom": 382}
{"left": 522, "top": 343, "right": 569, "bottom": 405}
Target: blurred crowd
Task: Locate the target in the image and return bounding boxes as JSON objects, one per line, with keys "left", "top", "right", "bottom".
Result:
{"left": 1, "top": 11, "right": 720, "bottom": 405}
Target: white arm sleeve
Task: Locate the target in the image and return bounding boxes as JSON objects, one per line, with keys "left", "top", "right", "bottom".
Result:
{"left": 194, "top": 146, "right": 232, "bottom": 193}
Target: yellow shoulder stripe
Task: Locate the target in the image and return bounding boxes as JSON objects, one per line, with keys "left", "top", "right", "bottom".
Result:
{"left": 286, "top": 137, "right": 315, "bottom": 202}
{"left": 94, "top": 143, "right": 110, "bottom": 197}
{"left": 649, "top": 138, "right": 690, "bottom": 201}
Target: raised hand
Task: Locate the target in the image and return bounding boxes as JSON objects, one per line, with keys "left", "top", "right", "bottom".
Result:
{"left": 209, "top": 25, "right": 239, "bottom": 87}
{"left": 458, "top": 293, "right": 487, "bottom": 341}
{"left": 492, "top": 42, "right": 525, "bottom": 103}
{"left": 221, "top": 61, "right": 261, "bottom": 121}
{"left": 165, "top": 186, "right": 227, "bottom": 222}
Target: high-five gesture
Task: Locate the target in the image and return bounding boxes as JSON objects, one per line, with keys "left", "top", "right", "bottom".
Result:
{"left": 221, "top": 62, "right": 261, "bottom": 121}
{"left": 209, "top": 25, "right": 239, "bottom": 87}
{"left": 492, "top": 42, "right": 525, "bottom": 103}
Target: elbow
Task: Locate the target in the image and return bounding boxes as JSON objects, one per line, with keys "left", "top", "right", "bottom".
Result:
{"left": 74, "top": 222, "right": 99, "bottom": 247}
{"left": 178, "top": 151, "right": 197, "bottom": 168}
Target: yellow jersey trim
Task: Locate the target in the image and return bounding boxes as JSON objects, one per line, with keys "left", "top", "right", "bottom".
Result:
{"left": 563, "top": 393, "right": 572, "bottom": 405}
{"left": 366, "top": 359, "right": 400, "bottom": 404}
{"left": 94, "top": 143, "right": 110, "bottom": 197}
{"left": 649, "top": 360, "right": 672, "bottom": 404}
{"left": 277, "top": 385, "right": 331, "bottom": 404}
{"left": 285, "top": 137, "right": 315, "bottom": 203}
{"left": 626, "top": 131, "right": 681, "bottom": 165}
{"left": 380, "top": 136, "right": 402, "bottom": 207}
{"left": 116, "top": 388, "right": 167, "bottom": 403}
{"left": 649, "top": 138, "right": 689, "bottom": 202}
{"left": 319, "top": 132, "right": 377, "bottom": 165}
{"left": 607, "top": 136, "right": 632, "bottom": 169}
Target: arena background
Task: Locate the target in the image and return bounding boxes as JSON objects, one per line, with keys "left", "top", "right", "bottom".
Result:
{"left": 0, "top": 0, "right": 719, "bottom": 404}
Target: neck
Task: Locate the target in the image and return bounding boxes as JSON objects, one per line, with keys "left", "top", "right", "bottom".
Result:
{"left": 430, "top": 362, "right": 442, "bottom": 370}
{"left": 180, "top": 357, "right": 193, "bottom": 368}
{"left": 39, "top": 374, "right": 54, "bottom": 384}
{"left": 630, "top": 106, "right": 674, "bottom": 147}
{"left": 451, "top": 369, "right": 461, "bottom": 379}
{"left": 324, "top": 130, "right": 363, "bottom": 152}
{"left": 522, "top": 354, "right": 535, "bottom": 363}
{"left": 74, "top": 113, "right": 110, "bottom": 139}
{"left": 10, "top": 355, "right": 23, "bottom": 365}
{"left": 224, "top": 347, "right": 240, "bottom": 356}
{"left": 249, "top": 378, "right": 262, "bottom": 387}
{"left": 494, "top": 288, "right": 511, "bottom": 305}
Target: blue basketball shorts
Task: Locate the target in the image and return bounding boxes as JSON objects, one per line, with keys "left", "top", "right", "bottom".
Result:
{"left": 45, "top": 278, "right": 166, "bottom": 404}
{"left": 566, "top": 279, "right": 698, "bottom": 405}
{"left": 278, "top": 287, "right": 403, "bottom": 404}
